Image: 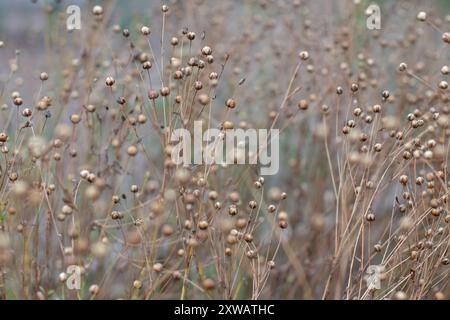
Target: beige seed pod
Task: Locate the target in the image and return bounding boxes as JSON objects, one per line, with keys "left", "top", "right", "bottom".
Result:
{"left": 127, "top": 145, "right": 138, "bottom": 156}
{"left": 89, "top": 284, "right": 99, "bottom": 295}
{"left": 92, "top": 5, "right": 103, "bottom": 15}
{"left": 198, "top": 93, "right": 210, "bottom": 106}
{"left": 201, "top": 46, "right": 212, "bottom": 56}
{"left": 226, "top": 98, "right": 236, "bottom": 109}
{"left": 105, "top": 76, "right": 115, "bottom": 86}
{"left": 141, "top": 26, "right": 150, "bottom": 36}
{"left": 203, "top": 278, "right": 215, "bottom": 290}
{"left": 198, "top": 220, "right": 209, "bottom": 230}
{"left": 133, "top": 280, "right": 142, "bottom": 289}
{"left": 40, "top": 72, "right": 49, "bottom": 81}
{"left": 299, "top": 51, "right": 309, "bottom": 60}
{"left": 416, "top": 11, "right": 427, "bottom": 21}
{"left": 70, "top": 114, "right": 81, "bottom": 124}
{"left": 153, "top": 263, "right": 163, "bottom": 273}
{"left": 442, "top": 32, "right": 450, "bottom": 44}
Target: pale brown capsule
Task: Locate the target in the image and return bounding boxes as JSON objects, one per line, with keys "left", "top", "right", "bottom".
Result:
{"left": 133, "top": 280, "right": 142, "bottom": 289}
{"left": 299, "top": 51, "right": 309, "bottom": 60}
{"left": 13, "top": 97, "right": 23, "bottom": 106}
{"left": 89, "top": 284, "right": 99, "bottom": 295}
{"left": 398, "top": 62, "right": 407, "bottom": 72}
{"left": 148, "top": 90, "right": 159, "bottom": 100}
{"left": 194, "top": 81, "right": 203, "bottom": 90}
{"left": 223, "top": 121, "right": 234, "bottom": 130}
{"left": 201, "top": 46, "right": 212, "bottom": 56}
{"left": 187, "top": 32, "right": 196, "bottom": 40}
{"left": 208, "top": 191, "right": 218, "bottom": 201}
{"left": 127, "top": 145, "right": 138, "bottom": 156}
{"left": 399, "top": 175, "right": 408, "bottom": 185}
{"left": 442, "top": 32, "right": 450, "bottom": 44}
{"left": 105, "top": 76, "right": 115, "bottom": 86}
{"left": 228, "top": 205, "right": 238, "bottom": 216}
{"left": 365, "top": 213, "right": 375, "bottom": 222}
{"left": 278, "top": 220, "right": 288, "bottom": 229}
{"left": 203, "top": 278, "right": 215, "bottom": 290}
{"left": 0, "top": 132, "right": 8, "bottom": 142}
{"left": 40, "top": 72, "right": 49, "bottom": 81}
{"left": 416, "top": 11, "right": 427, "bottom": 21}
{"left": 226, "top": 98, "right": 236, "bottom": 109}
{"left": 152, "top": 263, "right": 163, "bottom": 273}
{"left": 141, "top": 26, "right": 150, "bottom": 36}
{"left": 70, "top": 114, "right": 81, "bottom": 124}
{"left": 198, "top": 220, "right": 209, "bottom": 230}
{"left": 160, "top": 87, "right": 170, "bottom": 96}
{"left": 439, "top": 81, "right": 448, "bottom": 90}
{"left": 298, "top": 99, "right": 309, "bottom": 110}
{"left": 143, "top": 61, "right": 152, "bottom": 70}
{"left": 92, "top": 5, "right": 103, "bottom": 15}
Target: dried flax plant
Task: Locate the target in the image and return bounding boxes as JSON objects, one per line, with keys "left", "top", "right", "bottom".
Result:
{"left": 0, "top": 0, "right": 449, "bottom": 300}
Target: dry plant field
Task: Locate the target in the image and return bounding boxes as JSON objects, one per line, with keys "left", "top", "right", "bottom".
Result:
{"left": 0, "top": 0, "right": 449, "bottom": 300}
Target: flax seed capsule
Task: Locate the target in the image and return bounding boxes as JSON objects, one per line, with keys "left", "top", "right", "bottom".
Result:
{"left": 40, "top": 72, "right": 49, "bottom": 81}
{"left": 203, "top": 278, "right": 215, "bottom": 290}
{"left": 105, "top": 76, "right": 115, "bottom": 86}
{"left": 226, "top": 98, "right": 236, "bottom": 109}
{"left": 160, "top": 87, "right": 170, "bottom": 96}
{"left": 298, "top": 99, "right": 309, "bottom": 110}
{"left": 417, "top": 11, "right": 427, "bottom": 21}
{"left": 201, "top": 46, "right": 212, "bottom": 56}
{"left": 0, "top": 133, "right": 8, "bottom": 142}
{"left": 141, "top": 26, "right": 150, "bottom": 36}
{"left": 187, "top": 32, "right": 195, "bottom": 40}
{"left": 299, "top": 51, "right": 309, "bottom": 60}
{"left": 127, "top": 145, "right": 138, "bottom": 156}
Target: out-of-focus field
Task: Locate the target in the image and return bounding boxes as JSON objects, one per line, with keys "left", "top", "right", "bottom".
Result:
{"left": 0, "top": 0, "right": 449, "bottom": 300}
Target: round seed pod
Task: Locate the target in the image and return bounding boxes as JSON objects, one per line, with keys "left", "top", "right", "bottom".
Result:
{"left": 228, "top": 205, "right": 238, "bottom": 216}
{"left": 203, "top": 278, "right": 215, "bottom": 290}
{"left": 198, "top": 220, "right": 209, "bottom": 230}
{"left": 22, "top": 108, "right": 33, "bottom": 118}
{"left": 152, "top": 263, "right": 163, "bottom": 273}
{"left": 105, "top": 76, "right": 115, "bottom": 86}
{"left": 160, "top": 87, "right": 170, "bottom": 96}
{"left": 398, "top": 62, "right": 407, "bottom": 72}
{"left": 226, "top": 98, "right": 236, "bottom": 109}
{"left": 141, "top": 26, "right": 150, "bottom": 36}
{"left": 127, "top": 145, "right": 138, "bottom": 156}
{"left": 299, "top": 51, "right": 309, "bottom": 60}
{"left": 278, "top": 220, "right": 288, "bottom": 229}
{"left": 143, "top": 61, "right": 152, "bottom": 70}
{"left": 201, "top": 46, "right": 212, "bottom": 56}
{"left": 187, "top": 32, "right": 196, "bottom": 40}
{"left": 40, "top": 72, "right": 49, "bottom": 81}
{"left": 0, "top": 133, "right": 7, "bottom": 142}
{"left": 298, "top": 99, "right": 309, "bottom": 110}
{"left": 417, "top": 11, "right": 427, "bottom": 21}
{"left": 133, "top": 280, "right": 142, "bottom": 289}
{"left": 198, "top": 94, "right": 210, "bottom": 106}
{"left": 148, "top": 90, "right": 159, "bottom": 100}
{"left": 92, "top": 5, "right": 103, "bottom": 15}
